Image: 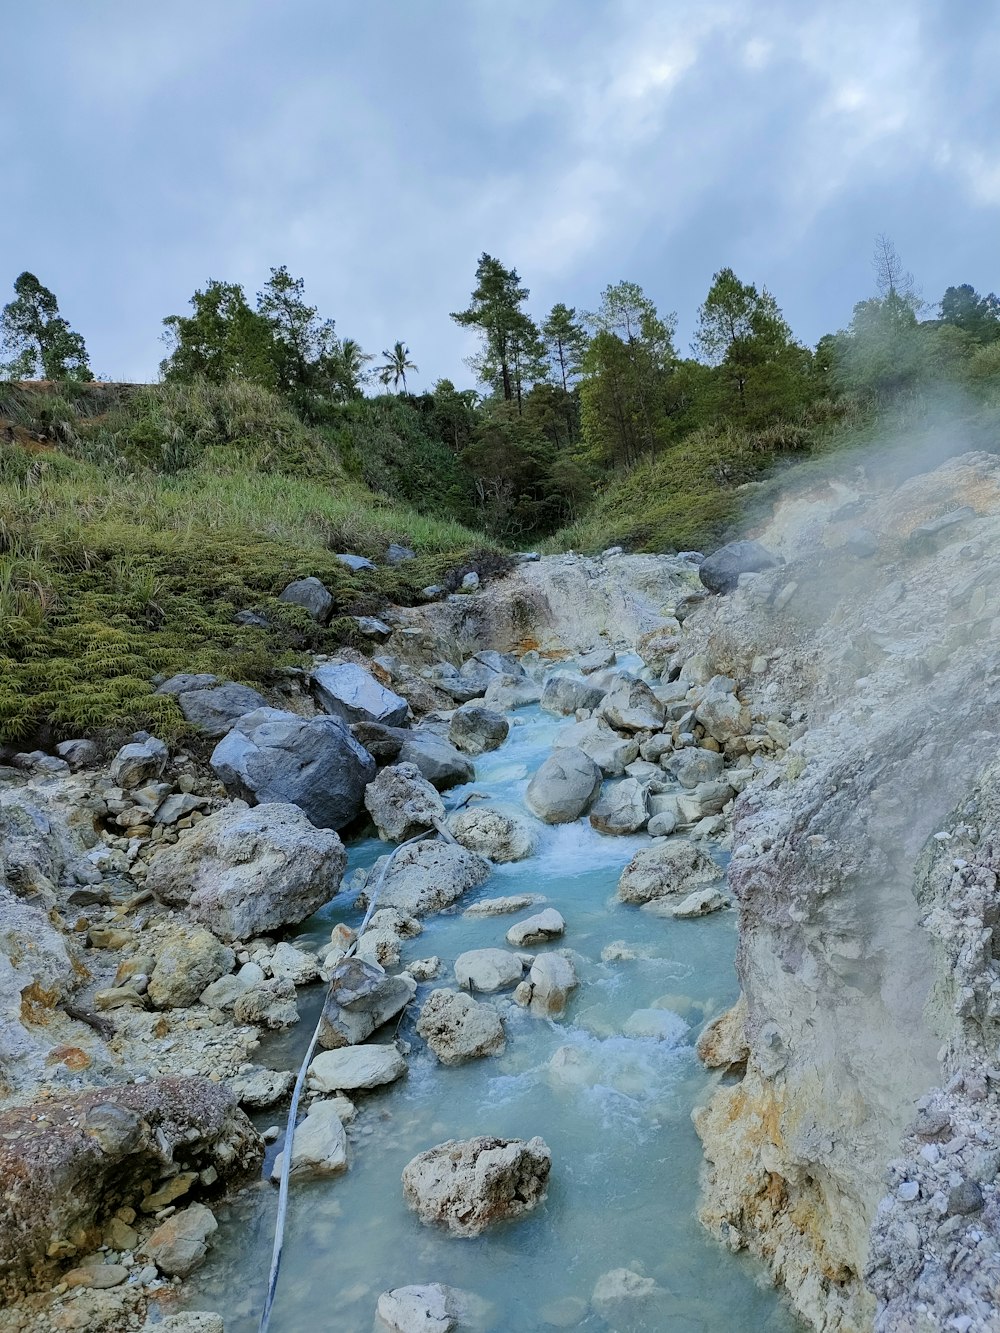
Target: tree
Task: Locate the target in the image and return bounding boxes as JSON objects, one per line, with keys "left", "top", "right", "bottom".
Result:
{"left": 541, "top": 303, "right": 589, "bottom": 391}
{"left": 452, "top": 254, "right": 540, "bottom": 407}
{"left": 940, "top": 284, "right": 1000, "bottom": 343}
{"left": 161, "top": 280, "right": 278, "bottom": 387}
{"left": 872, "top": 233, "right": 919, "bottom": 306}
{"left": 0, "top": 272, "right": 92, "bottom": 381}
{"left": 256, "top": 265, "right": 337, "bottom": 391}
{"left": 325, "top": 337, "right": 373, "bottom": 399}
{"left": 377, "top": 340, "right": 418, "bottom": 392}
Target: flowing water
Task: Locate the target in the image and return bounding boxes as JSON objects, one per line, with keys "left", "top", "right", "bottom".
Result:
{"left": 182, "top": 670, "right": 802, "bottom": 1332}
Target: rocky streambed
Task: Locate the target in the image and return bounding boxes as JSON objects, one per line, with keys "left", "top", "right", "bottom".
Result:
{"left": 5, "top": 450, "right": 1000, "bottom": 1333}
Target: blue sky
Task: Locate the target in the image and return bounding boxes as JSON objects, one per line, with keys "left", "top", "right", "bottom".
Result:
{"left": 4, "top": 1, "right": 999, "bottom": 386}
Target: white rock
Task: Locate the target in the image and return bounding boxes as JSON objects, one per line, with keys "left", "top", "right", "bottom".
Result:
{"left": 454, "top": 948, "right": 523, "bottom": 993}
{"left": 270, "top": 1100, "right": 348, "bottom": 1180}
{"left": 308, "top": 1044, "right": 407, "bottom": 1092}
{"left": 416, "top": 988, "right": 505, "bottom": 1064}
{"left": 643, "top": 886, "right": 730, "bottom": 918}
{"left": 448, "top": 802, "right": 537, "bottom": 862}
{"left": 506, "top": 909, "right": 565, "bottom": 948}
{"left": 402, "top": 1136, "right": 551, "bottom": 1236}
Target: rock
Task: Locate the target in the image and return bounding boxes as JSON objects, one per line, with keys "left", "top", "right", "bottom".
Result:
{"left": 233, "top": 976, "right": 299, "bottom": 1029}
{"left": 227, "top": 1066, "right": 294, "bottom": 1108}
{"left": 648, "top": 886, "right": 730, "bottom": 918}
{"left": 666, "top": 747, "right": 725, "bottom": 788}
{"left": 416, "top": 989, "right": 505, "bottom": 1064}
{"left": 336, "top": 552, "right": 376, "bottom": 572}
{"left": 366, "top": 840, "right": 491, "bottom": 916}
{"left": 482, "top": 673, "right": 543, "bottom": 712}
{"left": 521, "top": 952, "right": 577, "bottom": 1017}
{"left": 351, "top": 721, "right": 406, "bottom": 762}
{"left": 698, "top": 539, "right": 782, "bottom": 593}
{"left": 109, "top": 736, "right": 168, "bottom": 789}
{"left": 591, "top": 1267, "right": 664, "bottom": 1321}
{"left": 312, "top": 662, "right": 409, "bottom": 728}
{"left": 355, "top": 927, "right": 401, "bottom": 969}
{"left": 268, "top": 941, "right": 319, "bottom": 985}
{"left": 398, "top": 730, "right": 475, "bottom": 790}
{"left": 447, "top": 803, "right": 537, "bottom": 863}
{"left": 617, "top": 841, "right": 719, "bottom": 904}
{"left": 623, "top": 1008, "right": 688, "bottom": 1041}
{"left": 694, "top": 677, "right": 750, "bottom": 744}
{"left": 364, "top": 763, "right": 445, "bottom": 842}
{"left": 375, "top": 1283, "right": 467, "bottom": 1333}
{"left": 526, "top": 747, "right": 602, "bottom": 824}
{"left": 598, "top": 675, "right": 666, "bottom": 732}
{"left": 210, "top": 707, "right": 375, "bottom": 830}
{"left": 588, "top": 778, "right": 648, "bottom": 834}
{"left": 448, "top": 703, "right": 509, "bottom": 755}
{"left": 402, "top": 1136, "right": 551, "bottom": 1236}
{"left": 647, "top": 811, "right": 677, "bottom": 837}
{"left": 674, "top": 780, "right": 734, "bottom": 822}
{"left": 386, "top": 543, "right": 416, "bottom": 565}
{"left": 506, "top": 908, "right": 565, "bottom": 947}
{"left": 63, "top": 1262, "right": 128, "bottom": 1289}
{"left": 455, "top": 948, "right": 523, "bottom": 993}
{"left": 278, "top": 575, "right": 334, "bottom": 622}
{"left": 843, "top": 526, "right": 878, "bottom": 558}
{"left": 308, "top": 1044, "right": 406, "bottom": 1092}
{"left": 696, "top": 996, "right": 748, "bottom": 1070}
{"left": 234, "top": 609, "right": 269, "bottom": 628}
{"left": 461, "top": 571, "right": 479, "bottom": 590}
{"left": 147, "top": 801, "right": 346, "bottom": 941}
{"left": 146, "top": 1316, "right": 225, "bottom": 1333}
{"left": 155, "top": 792, "right": 209, "bottom": 825}
{"left": 144, "top": 1202, "right": 218, "bottom": 1276}
{"left": 148, "top": 923, "right": 234, "bottom": 1009}
{"left": 408, "top": 957, "right": 441, "bottom": 981}
{"left": 576, "top": 645, "right": 617, "bottom": 674}
{"left": 464, "top": 894, "right": 542, "bottom": 917}
{"left": 552, "top": 717, "right": 639, "bottom": 777}
{"left": 456, "top": 650, "right": 526, "bottom": 698}
{"left": 0, "top": 1079, "right": 258, "bottom": 1300}
{"left": 540, "top": 673, "right": 607, "bottom": 716}
{"left": 319, "top": 957, "right": 416, "bottom": 1050}
{"left": 353, "top": 615, "right": 392, "bottom": 640}
{"left": 155, "top": 676, "right": 269, "bottom": 738}
{"left": 55, "top": 739, "right": 99, "bottom": 770}
{"left": 947, "top": 1179, "right": 984, "bottom": 1215}
{"left": 636, "top": 624, "right": 683, "bottom": 673}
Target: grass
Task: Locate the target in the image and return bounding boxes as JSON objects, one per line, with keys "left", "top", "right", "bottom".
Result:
{"left": 0, "top": 382, "right": 496, "bottom": 747}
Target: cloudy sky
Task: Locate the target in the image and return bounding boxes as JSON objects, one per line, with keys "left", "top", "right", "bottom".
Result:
{"left": 5, "top": 2, "right": 999, "bottom": 385}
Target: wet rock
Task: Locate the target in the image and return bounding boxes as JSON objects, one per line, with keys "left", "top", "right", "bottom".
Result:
{"left": 589, "top": 778, "right": 648, "bottom": 834}
{"left": 540, "top": 673, "right": 607, "bottom": 716}
{"left": 148, "top": 922, "right": 234, "bottom": 1009}
{"left": 526, "top": 747, "right": 602, "bottom": 824}
{"left": 319, "top": 957, "right": 416, "bottom": 1050}
{"left": 375, "top": 1282, "right": 468, "bottom": 1333}
{"left": 506, "top": 908, "right": 565, "bottom": 947}
{"left": 552, "top": 717, "right": 639, "bottom": 777}
{"left": 598, "top": 675, "right": 666, "bottom": 732}
{"left": 519, "top": 952, "right": 577, "bottom": 1018}
{"left": 366, "top": 840, "right": 491, "bottom": 916}
{"left": 211, "top": 707, "right": 375, "bottom": 829}
{"left": 416, "top": 988, "right": 506, "bottom": 1064}
{"left": 408, "top": 957, "right": 441, "bottom": 981}
{"left": 647, "top": 885, "right": 729, "bottom": 918}
{"left": 402, "top": 1136, "right": 551, "bottom": 1236}
{"left": 278, "top": 575, "right": 334, "bottom": 622}
{"left": 398, "top": 730, "right": 475, "bottom": 790}
{"left": 623, "top": 1008, "right": 688, "bottom": 1041}
{"left": 312, "top": 661, "right": 409, "bottom": 727}
{"left": 447, "top": 802, "right": 537, "bottom": 863}
{"left": 617, "top": 841, "right": 719, "bottom": 904}
{"left": 233, "top": 976, "right": 299, "bottom": 1029}
{"left": 145, "top": 1201, "right": 218, "bottom": 1276}
{"left": 696, "top": 996, "right": 748, "bottom": 1071}
{"left": 227, "top": 1066, "right": 294, "bottom": 1108}
{"left": 308, "top": 1044, "right": 406, "bottom": 1092}
{"left": 147, "top": 801, "right": 346, "bottom": 941}
{"left": 365, "top": 762, "right": 445, "bottom": 842}
{"left": 146, "top": 1316, "right": 225, "bottom": 1333}
{"left": 109, "top": 736, "right": 168, "bottom": 789}
{"left": 448, "top": 703, "right": 509, "bottom": 755}
{"left": 455, "top": 948, "right": 523, "bottom": 993}
{"left": 698, "top": 539, "right": 782, "bottom": 593}
{"left": 591, "top": 1267, "right": 664, "bottom": 1321}
{"left": 464, "top": 894, "right": 543, "bottom": 917}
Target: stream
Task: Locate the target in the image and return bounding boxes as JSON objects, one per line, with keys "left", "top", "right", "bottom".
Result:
{"left": 181, "top": 660, "right": 802, "bottom": 1332}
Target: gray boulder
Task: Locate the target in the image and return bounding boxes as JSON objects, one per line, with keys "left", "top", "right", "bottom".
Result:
{"left": 319, "top": 957, "right": 416, "bottom": 1049}
{"left": 698, "top": 540, "right": 782, "bottom": 594}
{"left": 146, "top": 801, "right": 346, "bottom": 941}
{"left": 210, "top": 707, "right": 375, "bottom": 830}
{"left": 351, "top": 721, "right": 406, "bottom": 763}
{"left": 589, "top": 778, "right": 649, "bottom": 834}
{"left": 376, "top": 1284, "right": 471, "bottom": 1333}
{"left": 483, "top": 673, "right": 542, "bottom": 711}
{"left": 416, "top": 988, "right": 505, "bottom": 1064}
{"left": 448, "top": 703, "right": 509, "bottom": 755}
{"left": 110, "top": 736, "right": 168, "bottom": 790}
{"left": 553, "top": 717, "right": 639, "bottom": 776}
{"left": 335, "top": 553, "right": 376, "bottom": 572}
{"left": 520, "top": 951, "right": 577, "bottom": 1017}
{"left": 277, "top": 576, "right": 334, "bottom": 623}
{"left": 402, "top": 1136, "right": 551, "bottom": 1236}
{"left": 365, "top": 840, "right": 491, "bottom": 916}
{"left": 364, "top": 763, "right": 445, "bottom": 842}
{"left": 617, "top": 841, "right": 720, "bottom": 904}
{"left": 457, "top": 651, "right": 525, "bottom": 697}
{"left": 447, "top": 802, "right": 536, "bottom": 862}
{"left": 694, "top": 677, "right": 750, "bottom": 743}
{"left": 666, "top": 748, "right": 725, "bottom": 788}
{"left": 55, "top": 738, "right": 99, "bottom": 770}
{"left": 312, "top": 662, "right": 409, "bottom": 727}
{"left": 598, "top": 675, "right": 666, "bottom": 732}
{"left": 540, "top": 673, "right": 607, "bottom": 716}
{"left": 398, "top": 731, "right": 475, "bottom": 790}
{"left": 148, "top": 923, "right": 234, "bottom": 1009}
{"left": 156, "top": 678, "right": 269, "bottom": 739}
{"left": 506, "top": 908, "right": 565, "bottom": 947}
{"left": 455, "top": 948, "right": 524, "bottom": 993}
{"left": 386, "top": 543, "right": 415, "bottom": 565}
{"left": 526, "top": 747, "right": 602, "bottom": 824}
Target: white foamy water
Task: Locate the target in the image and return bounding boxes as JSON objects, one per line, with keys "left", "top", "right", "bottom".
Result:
{"left": 182, "top": 668, "right": 802, "bottom": 1332}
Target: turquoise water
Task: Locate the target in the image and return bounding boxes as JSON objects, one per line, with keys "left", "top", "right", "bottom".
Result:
{"left": 184, "top": 687, "right": 802, "bottom": 1332}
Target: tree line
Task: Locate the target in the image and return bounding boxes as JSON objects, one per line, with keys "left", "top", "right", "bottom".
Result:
{"left": 3, "top": 238, "right": 999, "bottom": 540}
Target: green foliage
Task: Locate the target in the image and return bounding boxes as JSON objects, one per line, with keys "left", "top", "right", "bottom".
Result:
{"left": 377, "top": 341, "right": 419, "bottom": 392}
{"left": 1, "top": 272, "right": 92, "bottom": 381}
{"left": 541, "top": 304, "right": 589, "bottom": 392}
{"left": 161, "top": 280, "right": 280, "bottom": 388}
{"left": 940, "top": 284, "right": 1000, "bottom": 343}
{"left": 452, "top": 254, "right": 542, "bottom": 406}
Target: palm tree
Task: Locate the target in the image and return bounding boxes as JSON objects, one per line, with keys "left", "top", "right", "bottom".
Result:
{"left": 377, "top": 340, "right": 418, "bottom": 393}
{"left": 332, "top": 337, "right": 373, "bottom": 399}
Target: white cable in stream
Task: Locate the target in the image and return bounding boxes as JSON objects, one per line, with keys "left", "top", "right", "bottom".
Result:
{"left": 258, "top": 812, "right": 453, "bottom": 1332}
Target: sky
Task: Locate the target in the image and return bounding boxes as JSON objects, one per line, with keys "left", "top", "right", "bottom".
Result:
{"left": 4, "top": 1, "right": 1000, "bottom": 387}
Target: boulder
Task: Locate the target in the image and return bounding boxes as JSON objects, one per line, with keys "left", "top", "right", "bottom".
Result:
{"left": 416, "top": 988, "right": 505, "bottom": 1065}
{"left": 353, "top": 616, "right": 392, "bottom": 641}
{"left": 576, "top": 645, "right": 617, "bottom": 674}
{"left": 647, "top": 810, "right": 677, "bottom": 837}
{"left": 232, "top": 976, "right": 299, "bottom": 1029}
{"left": 308, "top": 1044, "right": 406, "bottom": 1092}
{"left": 146, "top": 801, "right": 346, "bottom": 941}
{"left": 398, "top": 730, "right": 475, "bottom": 790}
{"left": 402, "top": 1136, "right": 551, "bottom": 1236}
{"left": 447, "top": 803, "right": 536, "bottom": 863}
{"left": 155, "top": 677, "right": 268, "bottom": 738}
{"left": 376, "top": 1283, "right": 468, "bottom": 1333}
{"left": 598, "top": 675, "right": 666, "bottom": 732}
{"left": 457, "top": 651, "right": 525, "bottom": 697}
{"left": 0, "top": 1077, "right": 260, "bottom": 1300}
{"left": 455, "top": 948, "right": 523, "bottom": 993}
{"left": 694, "top": 679, "right": 750, "bottom": 743}
{"left": 210, "top": 707, "right": 375, "bottom": 830}
{"left": 553, "top": 717, "right": 639, "bottom": 777}
{"left": 520, "top": 952, "right": 577, "bottom": 1018}
{"left": 506, "top": 908, "right": 565, "bottom": 948}
{"left": 55, "top": 739, "right": 99, "bottom": 770}
{"left": 617, "top": 841, "right": 720, "bottom": 904}
{"left": 592, "top": 1268, "right": 665, "bottom": 1322}
{"left": 351, "top": 721, "right": 406, "bottom": 763}
{"left": 364, "top": 763, "right": 445, "bottom": 842}
{"left": 147, "top": 1317, "right": 224, "bottom": 1333}
{"left": 675, "top": 780, "right": 734, "bottom": 822}
{"left": 698, "top": 539, "right": 781, "bottom": 594}
{"left": 483, "top": 674, "right": 542, "bottom": 711}
{"left": 318, "top": 957, "right": 416, "bottom": 1050}
{"left": 278, "top": 575, "right": 334, "bottom": 622}
{"left": 646, "top": 886, "right": 730, "bottom": 918}
{"left": 588, "top": 778, "right": 648, "bottom": 835}
{"left": 144, "top": 1202, "right": 217, "bottom": 1277}
{"left": 540, "top": 673, "right": 607, "bottom": 716}
{"left": 270, "top": 1100, "right": 348, "bottom": 1181}
{"left": 312, "top": 662, "right": 409, "bottom": 728}
{"left": 696, "top": 996, "right": 749, "bottom": 1071}
{"left": 448, "top": 703, "right": 509, "bottom": 755}
{"left": 148, "top": 923, "right": 234, "bottom": 1009}
{"left": 463, "top": 894, "right": 543, "bottom": 918}
{"left": 666, "top": 747, "right": 725, "bottom": 788}
{"left": 336, "top": 553, "right": 376, "bottom": 572}
{"left": 636, "top": 625, "right": 683, "bottom": 674}
{"left": 109, "top": 736, "right": 168, "bottom": 789}
{"left": 366, "top": 840, "right": 491, "bottom": 916}
{"left": 525, "top": 748, "right": 602, "bottom": 824}
{"left": 386, "top": 543, "right": 416, "bottom": 565}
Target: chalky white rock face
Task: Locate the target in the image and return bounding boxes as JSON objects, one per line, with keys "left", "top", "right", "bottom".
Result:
{"left": 401, "top": 1136, "right": 551, "bottom": 1236}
